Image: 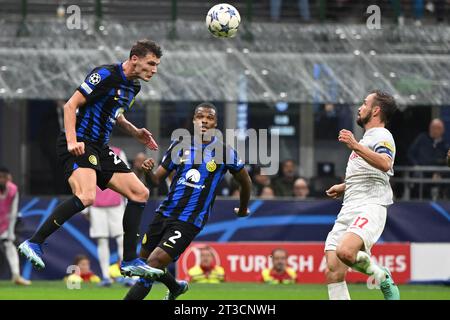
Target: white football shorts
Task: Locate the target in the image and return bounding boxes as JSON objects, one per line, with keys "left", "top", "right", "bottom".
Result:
{"left": 325, "top": 203, "right": 387, "bottom": 254}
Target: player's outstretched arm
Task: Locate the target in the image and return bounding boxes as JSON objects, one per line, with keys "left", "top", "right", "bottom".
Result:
{"left": 231, "top": 168, "right": 252, "bottom": 217}
{"left": 64, "top": 91, "right": 87, "bottom": 156}
{"left": 141, "top": 158, "right": 170, "bottom": 187}
{"left": 338, "top": 129, "right": 392, "bottom": 172}
{"left": 116, "top": 114, "right": 158, "bottom": 150}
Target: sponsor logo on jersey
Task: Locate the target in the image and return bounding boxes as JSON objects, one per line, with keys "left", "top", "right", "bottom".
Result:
{"left": 177, "top": 169, "right": 205, "bottom": 189}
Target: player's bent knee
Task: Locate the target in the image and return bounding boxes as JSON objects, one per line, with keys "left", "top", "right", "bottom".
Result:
{"left": 75, "top": 192, "right": 96, "bottom": 207}
{"left": 130, "top": 187, "right": 149, "bottom": 203}
{"left": 336, "top": 247, "right": 356, "bottom": 265}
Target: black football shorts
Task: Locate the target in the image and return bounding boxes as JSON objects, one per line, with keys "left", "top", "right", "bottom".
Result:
{"left": 141, "top": 213, "right": 201, "bottom": 261}
{"left": 56, "top": 133, "right": 131, "bottom": 190}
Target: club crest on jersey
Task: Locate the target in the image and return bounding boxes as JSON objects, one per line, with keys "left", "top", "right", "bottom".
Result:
{"left": 206, "top": 159, "right": 217, "bottom": 172}
{"left": 142, "top": 234, "right": 147, "bottom": 245}
{"left": 88, "top": 73, "right": 101, "bottom": 85}
{"left": 88, "top": 155, "right": 98, "bottom": 166}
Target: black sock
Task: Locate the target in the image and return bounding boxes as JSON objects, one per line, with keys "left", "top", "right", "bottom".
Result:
{"left": 123, "top": 279, "right": 153, "bottom": 300}
{"left": 122, "top": 200, "right": 146, "bottom": 261}
{"left": 30, "top": 196, "right": 85, "bottom": 244}
{"left": 158, "top": 270, "right": 181, "bottom": 293}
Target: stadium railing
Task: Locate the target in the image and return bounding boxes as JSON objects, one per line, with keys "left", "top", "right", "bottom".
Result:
{"left": 391, "top": 165, "right": 450, "bottom": 200}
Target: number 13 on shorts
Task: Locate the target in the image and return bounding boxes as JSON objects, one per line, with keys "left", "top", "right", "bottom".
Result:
{"left": 352, "top": 216, "right": 369, "bottom": 229}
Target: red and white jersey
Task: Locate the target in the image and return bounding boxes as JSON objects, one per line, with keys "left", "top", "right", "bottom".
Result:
{"left": 343, "top": 127, "right": 396, "bottom": 207}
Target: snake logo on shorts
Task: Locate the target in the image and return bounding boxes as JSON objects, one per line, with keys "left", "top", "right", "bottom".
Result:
{"left": 142, "top": 234, "right": 147, "bottom": 245}
{"left": 88, "top": 155, "right": 98, "bottom": 166}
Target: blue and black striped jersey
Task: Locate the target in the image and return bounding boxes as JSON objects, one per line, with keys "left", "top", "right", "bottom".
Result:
{"left": 156, "top": 137, "right": 245, "bottom": 229}
{"left": 76, "top": 63, "right": 140, "bottom": 145}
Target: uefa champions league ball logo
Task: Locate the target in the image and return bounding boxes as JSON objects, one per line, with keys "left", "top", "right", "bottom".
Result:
{"left": 89, "top": 73, "right": 101, "bottom": 85}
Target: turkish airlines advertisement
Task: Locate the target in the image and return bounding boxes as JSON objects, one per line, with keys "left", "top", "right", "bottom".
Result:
{"left": 176, "top": 242, "right": 411, "bottom": 284}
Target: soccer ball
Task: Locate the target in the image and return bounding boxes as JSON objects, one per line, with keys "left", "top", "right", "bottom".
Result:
{"left": 205, "top": 3, "right": 241, "bottom": 38}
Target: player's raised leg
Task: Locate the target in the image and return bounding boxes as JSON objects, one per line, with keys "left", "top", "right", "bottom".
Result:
{"left": 325, "top": 250, "right": 350, "bottom": 300}
{"left": 18, "top": 168, "right": 95, "bottom": 269}
{"left": 336, "top": 232, "right": 400, "bottom": 300}
{"left": 106, "top": 172, "right": 164, "bottom": 278}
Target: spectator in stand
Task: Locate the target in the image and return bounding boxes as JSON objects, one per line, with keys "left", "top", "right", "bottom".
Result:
{"left": 260, "top": 248, "right": 298, "bottom": 284}
{"left": 389, "top": 0, "right": 446, "bottom": 26}
{"left": 270, "top": 0, "right": 311, "bottom": 22}
{"left": 187, "top": 246, "right": 225, "bottom": 284}
{"left": 260, "top": 186, "right": 276, "bottom": 199}
{"left": 407, "top": 118, "right": 449, "bottom": 199}
{"left": 251, "top": 166, "right": 272, "bottom": 196}
{"left": 407, "top": 118, "right": 449, "bottom": 166}
{"left": 293, "top": 178, "right": 310, "bottom": 199}
{"left": 272, "top": 159, "right": 300, "bottom": 197}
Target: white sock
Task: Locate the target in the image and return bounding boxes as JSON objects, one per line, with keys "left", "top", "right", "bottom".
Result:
{"left": 352, "top": 251, "right": 386, "bottom": 283}
{"left": 4, "top": 241, "right": 20, "bottom": 278}
{"left": 97, "top": 238, "right": 110, "bottom": 280}
{"left": 115, "top": 235, "right": 124, "bottom": 262}
{"left": 328, "top": 281, "right": 351, "bottom": 300}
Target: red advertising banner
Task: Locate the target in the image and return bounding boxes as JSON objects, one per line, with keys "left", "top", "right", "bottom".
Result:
{"left": 176, "top": 242, "right": 410, "bottom": 284}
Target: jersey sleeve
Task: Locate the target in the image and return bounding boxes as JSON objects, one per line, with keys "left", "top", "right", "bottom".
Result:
{"left": 161, "top": 140, "right": 181, "bottom": 172}
{"left": 77, "top": 66, "right": 112, "bottom": 100}
{"left": 225, "top": 146, "right": 245, "bottom": 174}
{"left": 372, "top": 130, "right": 396, "bottom": 159}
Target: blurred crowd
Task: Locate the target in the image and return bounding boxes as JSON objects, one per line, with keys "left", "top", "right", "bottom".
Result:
{"left": 127, "top": 117, "right": 450, "bottom": 201}
{"left": 268, "top": 0, "right": 449, "bottom": 25}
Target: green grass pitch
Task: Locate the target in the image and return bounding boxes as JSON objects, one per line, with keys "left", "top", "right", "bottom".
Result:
{"left": 0, "top": 281, "right": 449, "bottom": 300}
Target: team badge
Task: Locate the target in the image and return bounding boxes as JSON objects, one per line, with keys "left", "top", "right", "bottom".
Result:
{"left": 142, "top": 234, "right": 147, "bottom": 245}
{"left": 206, "top": 159, "right": 217, "bottom": 172}
{"left": 88, "top": 73, "right": 101, "bottom": 85}
{"left": 88, "top": 155, "right": 98, "bottom": 166}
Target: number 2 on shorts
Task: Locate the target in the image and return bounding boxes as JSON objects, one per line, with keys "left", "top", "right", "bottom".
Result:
{"left": 109, "top": 151, "right": 122, "bottom": 164}
{"left": 352, "top": 216, "right": 369, "bottom": 229}
{"left": 168, "top": 230, "right": 182, "bottom": 244}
